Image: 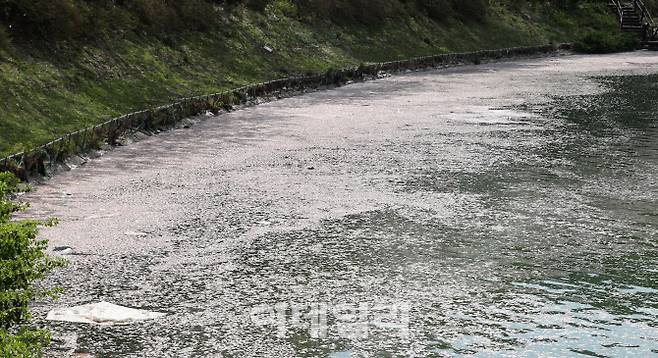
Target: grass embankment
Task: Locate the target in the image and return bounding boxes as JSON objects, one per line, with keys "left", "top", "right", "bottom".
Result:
{"left": 0, "top": 0, "right": 632, "bottom": 156}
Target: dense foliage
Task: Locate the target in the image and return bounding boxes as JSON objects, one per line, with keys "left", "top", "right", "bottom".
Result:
{"left": 575, "top": 31, "right": 640, "bottom": 53}
{"left": 1, "top": 0, "right": 626, "bottom": 44}
{"left": 0, "top": 0, "right": 481, "bottom": 43}
{"left": 0, "top": 172, "right": 64, "bottom": 356}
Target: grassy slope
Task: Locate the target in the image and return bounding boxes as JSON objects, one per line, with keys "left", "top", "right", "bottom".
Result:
{"left": 0, "top": 1, "right": 616, "bottom": 156}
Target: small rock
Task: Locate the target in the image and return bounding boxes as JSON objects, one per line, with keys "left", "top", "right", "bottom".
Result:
{"left": 307, "top": 166, "right": 315, "bottom": 170}
{"left": 115, "top": 137, "right": 130, "bottom": 146}
{"left": 180, "top": 118, "right": 194, "bottom": 128}
{"left": 53, "top": 246, "right": 76, "bottom": 255}
{"left": 130, "top": 131, "right": 150, "bottom": 141}
{"left": 65, "top": 156, "right": 88, "bottom": 169}
{"left": 87, "top": 151, "right": 103, "bottom": 159}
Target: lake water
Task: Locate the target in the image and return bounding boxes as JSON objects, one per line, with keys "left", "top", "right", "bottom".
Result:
{"left": 26, "top": 51, "right": 658, "bottom": 357}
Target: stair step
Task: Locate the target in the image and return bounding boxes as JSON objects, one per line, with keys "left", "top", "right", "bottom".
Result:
{"left": 645, "top": 41, "right": 658, "bottom": 50}
{"left": 610, "top": 2, "right": 656, "bottom": 40}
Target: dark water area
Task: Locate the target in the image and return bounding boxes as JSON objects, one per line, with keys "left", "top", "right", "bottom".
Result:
{"left": 27, "top": 55, "right": 658, "bottom": 357}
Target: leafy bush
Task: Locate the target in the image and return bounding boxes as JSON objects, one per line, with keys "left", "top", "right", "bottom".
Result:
{"left": 0, "top": 173, "right": 19, "bottom": 195}
{"left": 575, "top": 31, "right": 640, "bottom": 54}
{"left": 0, "top": 173, "right": 21, "bottom": 223}
{"left": 0, "top": 172, "right": 65, "bottom": 356}
{"left": 0, "top": 328, "right": 50, "bottom": 357}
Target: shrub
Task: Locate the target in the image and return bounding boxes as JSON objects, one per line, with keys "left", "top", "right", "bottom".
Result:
{"left": 0, "top": 173, "right": 21, "bottom": 223}
{"left": 0, "top": 328, "right": 50, "bottom": 357}
{"left": 0, "top": 172, "right": 65, "bottom": 356}
{"left": 575, "top": 31, "right": 640, "bottom": 54}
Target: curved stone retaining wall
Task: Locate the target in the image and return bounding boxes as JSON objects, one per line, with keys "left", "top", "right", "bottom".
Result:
{"left": 0, "top": 43, "right": 571, "bottom": 180}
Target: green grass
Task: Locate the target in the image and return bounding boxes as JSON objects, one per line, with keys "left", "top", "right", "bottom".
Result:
{"left": 0, "top": 1, "right": 623, "bottom": 156}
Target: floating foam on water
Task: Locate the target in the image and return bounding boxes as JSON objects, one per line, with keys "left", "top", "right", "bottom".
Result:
{"left": 46, "top": 301, "right": 166, "bottom": 325}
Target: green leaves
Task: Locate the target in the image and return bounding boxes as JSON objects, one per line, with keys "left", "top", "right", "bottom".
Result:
{"left": 575, "top": 31, "right": 640, "bottom": 54}
{"left": 0, "top": 173, "right": 22, "bottom": 225}
{"left": 0, "top": 172, "right": 64, "bottom": 355}
{"left": 0, "top": 327, "right": 51, "bottom": 357}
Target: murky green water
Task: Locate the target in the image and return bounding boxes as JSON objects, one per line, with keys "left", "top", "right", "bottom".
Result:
{"left": 32, "top": 58, "right": 658, "bottom": 357}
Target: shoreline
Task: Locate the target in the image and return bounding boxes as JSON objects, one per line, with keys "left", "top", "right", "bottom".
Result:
{"left": 1, "top": 44, "right": 572, "bottom": 182}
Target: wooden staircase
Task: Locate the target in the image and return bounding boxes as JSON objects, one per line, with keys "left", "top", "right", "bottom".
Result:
{"left": 609, "top": 0, "right": 658, "bottom": 49}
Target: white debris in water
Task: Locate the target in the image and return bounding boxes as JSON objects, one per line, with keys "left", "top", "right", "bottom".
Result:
{"left": 59, "top": 248, "right": 75, "bottom": 255}
{"left": 46, "top": 301, "right": 166, "bottom": 325}
{"left": 53, "top": 246, "right": 76, "bottom": 255}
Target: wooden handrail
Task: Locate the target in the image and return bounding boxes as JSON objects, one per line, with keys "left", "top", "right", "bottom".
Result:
{"left": 634, "top": 0, "right": 655, "bottom": 25}
{"left": 610, "top": 0, "right": 624, "bottom": 27}
{"left": 633, "top": 0, "right": 657, "bottom": 39}
{"left": 611, "top": 0, "right": 657, "bottom": 40}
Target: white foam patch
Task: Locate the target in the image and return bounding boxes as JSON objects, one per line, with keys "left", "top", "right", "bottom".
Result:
{"left": 46, "top": 301, "right": 166, "bottom": 325}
